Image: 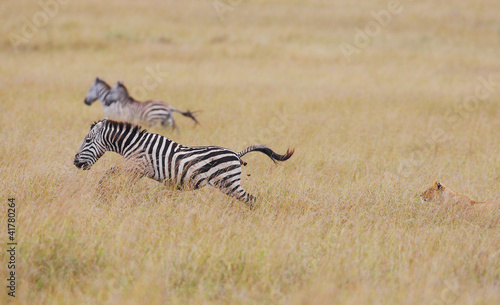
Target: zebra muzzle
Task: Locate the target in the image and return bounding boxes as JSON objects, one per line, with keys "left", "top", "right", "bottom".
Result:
{"left": 74, "top": 156, "right": 91, "bottom": 170}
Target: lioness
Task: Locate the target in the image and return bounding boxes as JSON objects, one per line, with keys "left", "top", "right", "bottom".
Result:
{"left": 420, "top": 181, "right": 485, "bottom": 205}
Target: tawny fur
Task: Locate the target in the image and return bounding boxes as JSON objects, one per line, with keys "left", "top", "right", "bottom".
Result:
{"left": 420, "top": 181, "right": 497, "bottom": 206}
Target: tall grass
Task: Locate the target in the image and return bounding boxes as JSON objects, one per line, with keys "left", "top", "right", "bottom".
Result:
{"left": 1, "top": 0, "right": 499, "bottom": 304}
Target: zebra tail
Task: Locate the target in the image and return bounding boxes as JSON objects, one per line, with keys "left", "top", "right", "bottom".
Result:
{"left": 236, "top": 145, "right": 294, "bottom": 164}
{"left": 172, "top": 108, "right": 199, "bottom": 124}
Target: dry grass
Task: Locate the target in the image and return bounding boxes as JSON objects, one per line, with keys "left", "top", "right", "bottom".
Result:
{"left": 1, "top": 0, "right": 500, "bottom": 304}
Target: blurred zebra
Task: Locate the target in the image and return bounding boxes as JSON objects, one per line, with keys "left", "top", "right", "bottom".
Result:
{"left": 74, "top": 119, "right": 294, "bottom": 207}
{"left": 84, "top": 78, "right": 132, "bottom": 120}
{"left": 103, "top": 81, "right": 198, "bottom": 130}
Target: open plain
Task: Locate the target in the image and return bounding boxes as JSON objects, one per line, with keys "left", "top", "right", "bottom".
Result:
{"left": 1, "top": 0, "right": 499, "bottom": 304}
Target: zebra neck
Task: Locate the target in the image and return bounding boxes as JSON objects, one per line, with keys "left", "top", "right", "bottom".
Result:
{"left": 105, "top": 123, "right": 146, "bottom": 157}
{"left": 121, "top": 94, "right": 136, "bottom": 104}
{"left": 97, "top": 84, "right": 111, "bottom": 105}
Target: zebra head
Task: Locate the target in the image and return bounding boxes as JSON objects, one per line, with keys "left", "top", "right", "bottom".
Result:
{"left": 104, "top": 81, "right": 131, "bottom": 106}
{"left": 74, "top": 119, "right": 108, "bottom": 170}
{"left": 84, "top": 78, "right": 110, "bottom": 105}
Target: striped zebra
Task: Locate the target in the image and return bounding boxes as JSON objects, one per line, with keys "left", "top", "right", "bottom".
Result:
{"left": 74, "top": 119, "right": 294, "bottom": 207}
{"left": 102, "top": 81, "right": 198, "bottom": 130}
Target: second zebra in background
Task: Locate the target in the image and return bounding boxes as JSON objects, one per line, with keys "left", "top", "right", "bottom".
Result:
{"left": 84, "top": 78, "right": 198, "bottom": 131}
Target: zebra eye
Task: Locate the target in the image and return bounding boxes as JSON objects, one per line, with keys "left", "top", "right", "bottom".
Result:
{"left": 85, "top": 138, "right": 91, "bottom": 143}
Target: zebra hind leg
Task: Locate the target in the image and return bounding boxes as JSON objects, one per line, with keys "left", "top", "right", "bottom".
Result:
{"left": 211, "top": 175, "right": 257, "bottom": 209}
{"left": 161, "top": 114, "right": 177, "bottom": 130}
{"left": 223, "top": 185, "right": 256, "bottom": 209}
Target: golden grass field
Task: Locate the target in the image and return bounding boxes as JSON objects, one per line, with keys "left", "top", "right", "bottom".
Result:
{"left": 1, "top": 0, "right": 500, "bottom": 304}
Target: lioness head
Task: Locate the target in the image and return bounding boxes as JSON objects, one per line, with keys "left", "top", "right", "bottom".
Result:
{"left": 420, "top": 181, "right": 444, "bottom": 203}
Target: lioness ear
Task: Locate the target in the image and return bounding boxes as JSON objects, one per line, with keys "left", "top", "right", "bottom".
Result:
{"left": 436, "top": 182, "right": 442, "bottom": 190}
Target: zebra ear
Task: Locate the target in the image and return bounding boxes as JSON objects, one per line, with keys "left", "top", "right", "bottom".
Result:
{"left": 90, "top": 118, "right": 107, "bottom": 130}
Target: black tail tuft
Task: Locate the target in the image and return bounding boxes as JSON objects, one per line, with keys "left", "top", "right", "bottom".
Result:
{"left": 237, "top": 145, "right": 294, "bottom": 164}
{"left": 173, "top": 108, "right": 200, "bottom": 125}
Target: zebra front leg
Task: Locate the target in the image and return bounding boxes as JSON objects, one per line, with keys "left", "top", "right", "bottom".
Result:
{"left": 98, "top": 166, "right": 120, "bottom": 186}
{"left": 98, "top": 166, "right": 145, "bottom": 190}
{"left": 96, "top": 166, "right": 122, "bottom": 200}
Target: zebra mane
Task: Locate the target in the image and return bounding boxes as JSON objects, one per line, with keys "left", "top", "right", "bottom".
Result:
{"left": 103, "top": 119, "right": 148, "bottom": 138}
{"left": 96, "top": 77, "right": 111, "bottom": 89}
{"left": 90, "top": 121, "right": 99, "bottom": 130}
{"left": 113, "top": 81, "right": 138, "bottom": 103}
{"left": 117, "top": 82, "right": 131, "bottom": 96}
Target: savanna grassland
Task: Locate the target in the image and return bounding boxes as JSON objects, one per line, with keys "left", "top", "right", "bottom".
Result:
{"left": 1, "top": 0, "right": 500, "bottom": 304}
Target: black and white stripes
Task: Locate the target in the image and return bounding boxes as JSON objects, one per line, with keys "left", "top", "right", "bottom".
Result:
{"left": 74, "top": 119, "right": 294, "bottom": 206}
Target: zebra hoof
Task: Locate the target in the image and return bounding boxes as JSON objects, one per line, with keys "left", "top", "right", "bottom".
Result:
{"left": 247, "top": 201, "right": 257, "bottom": 210}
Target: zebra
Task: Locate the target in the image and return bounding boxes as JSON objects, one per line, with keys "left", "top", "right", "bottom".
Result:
{"left": 74, "top": 119, "right": 294, "bottom": 207}
{"left": 102, "top": 81, "right": 198, "bottom": 130}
